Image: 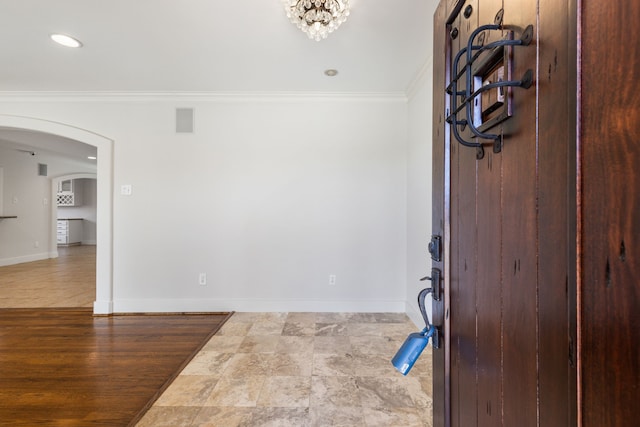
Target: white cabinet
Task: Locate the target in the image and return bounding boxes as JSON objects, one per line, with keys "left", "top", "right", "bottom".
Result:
{"left": 58, "top": 179, "right": 72, "bottom": 193}
{"left": 57, "top": 179, "right": 83, "bottom": 206}
{"left": 57, "top": 219, "right": 83, "bottom": 245}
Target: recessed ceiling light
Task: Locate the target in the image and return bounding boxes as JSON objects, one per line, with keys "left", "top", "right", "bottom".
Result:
{"left": 87, "top": 156, "right": 97, "bottom": 160}
{"left": 324, "top": 69, "right": 339, "bottom": 77}
{"left": 50, "top": 34, "right": 83, "bottom": 48}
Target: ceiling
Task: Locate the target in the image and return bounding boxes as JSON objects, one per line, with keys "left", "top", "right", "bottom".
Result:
{"left": 0, "top": 129, "right": 97, "bottom": 164}
{"left": 0, "top": 1, "right": 437, "bottom": 163}
{"left": 0, "top": 0, "right": 437, "bottom": 94}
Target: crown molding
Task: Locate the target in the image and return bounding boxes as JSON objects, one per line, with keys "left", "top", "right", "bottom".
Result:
{"left": 0, "top": 91, "right": 408, "bottom": 103}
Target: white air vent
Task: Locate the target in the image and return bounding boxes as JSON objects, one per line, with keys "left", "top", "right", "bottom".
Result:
{"left": 176, "top": 108, "right": 194, "bottom": 133}
{"left": 38, "top": 163, "right": 48, "bottom": 176}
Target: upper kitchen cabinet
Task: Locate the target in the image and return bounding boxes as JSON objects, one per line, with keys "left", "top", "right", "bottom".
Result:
{"left": 57, "top": 179, "right": 83, "bottom": 206}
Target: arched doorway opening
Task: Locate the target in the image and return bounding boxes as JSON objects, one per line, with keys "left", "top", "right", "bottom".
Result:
{"left": 0, "top": 115, "right": 113, "bottom": 314}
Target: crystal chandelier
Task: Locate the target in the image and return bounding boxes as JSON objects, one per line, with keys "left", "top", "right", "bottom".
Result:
{"left": 283, "top": 0, "right": 350, "bottom": 41}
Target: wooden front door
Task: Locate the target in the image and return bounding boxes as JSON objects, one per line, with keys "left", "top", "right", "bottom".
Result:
{"left": 431, "top": 0, "right": 575, "bottom": 425}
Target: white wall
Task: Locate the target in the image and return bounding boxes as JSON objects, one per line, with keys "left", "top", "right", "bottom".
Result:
{"left": 0, "top": 95, "right": 409, "bottom": 313}
{"left": 405, "top": 0, "right": 438, "bottom": 327}
{"left": 406, "top": 71, "right": 435, "bottom": 327}
{"left": 404, "top": 1, "right": 439, "bottom": 328}
{"left": 0, "top": 145, "right": 50, "bottom": 264}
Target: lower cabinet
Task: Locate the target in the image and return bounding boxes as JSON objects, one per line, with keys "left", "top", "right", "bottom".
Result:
{"left": 57, "top": 219, "right": 83, "bottom": 245}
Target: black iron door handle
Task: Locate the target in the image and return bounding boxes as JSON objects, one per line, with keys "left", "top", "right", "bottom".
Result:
{"left": 420, "top": 268, "right": 442, "bottom": 301}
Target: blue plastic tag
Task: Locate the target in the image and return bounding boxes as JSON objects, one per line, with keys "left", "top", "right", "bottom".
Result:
{"left": 391, "top": 326, "right": 433, "bottom": 375}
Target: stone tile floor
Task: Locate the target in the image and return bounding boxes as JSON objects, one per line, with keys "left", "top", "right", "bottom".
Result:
{"left": 136, "top": 312, "right": 433, "bottom": 427}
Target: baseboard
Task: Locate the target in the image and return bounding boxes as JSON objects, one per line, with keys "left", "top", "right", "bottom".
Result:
{"left": 93, "top": 299, "right": 114, "bottom": 315}
{"left": 0, "top": 252, "right": 53, "bottom": 267}
{"left": 112, "top": 298, "right": 407, "bottom": 314}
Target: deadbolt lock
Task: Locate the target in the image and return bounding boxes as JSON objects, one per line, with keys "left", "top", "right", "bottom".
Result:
{"left": 428, "top": 235, "right": 442, "bottom": 262}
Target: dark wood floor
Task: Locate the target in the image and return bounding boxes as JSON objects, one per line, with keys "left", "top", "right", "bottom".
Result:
{"left": 0, "top": 308, "right": 231, "bottom": 426}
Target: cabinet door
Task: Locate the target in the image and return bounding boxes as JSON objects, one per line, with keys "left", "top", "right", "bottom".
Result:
{"left": 59, "top": 179, "right": 73, "bottom": 193}
{"left": 68, "top": 220, "right": 83, "bottom": 244}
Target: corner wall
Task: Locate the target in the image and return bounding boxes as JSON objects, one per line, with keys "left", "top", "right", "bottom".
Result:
{"left": 406, "top": 64, "right": 435, "bottom": 327}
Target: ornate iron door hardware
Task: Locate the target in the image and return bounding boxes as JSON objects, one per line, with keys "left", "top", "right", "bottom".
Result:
{"left": 446, "top": 10, "right": 534, "bottom": 159}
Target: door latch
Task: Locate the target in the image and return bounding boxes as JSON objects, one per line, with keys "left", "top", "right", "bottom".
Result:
{"left": 420, "top": 268, "right": 442, "bottom": 301}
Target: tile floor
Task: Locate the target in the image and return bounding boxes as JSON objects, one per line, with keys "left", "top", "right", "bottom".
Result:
{"left": 136, "top": 312, "right": 433, "bottom": 427}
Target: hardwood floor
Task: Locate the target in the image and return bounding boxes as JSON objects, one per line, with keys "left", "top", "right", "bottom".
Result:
{"left": 0, "top": 308, "right": 231, "bottom": 426}
{"left": 0, "top": 245, "right": 95, "bottom": 308}
{"left": 0, "top": 246, "right": 231, "bottom": 426}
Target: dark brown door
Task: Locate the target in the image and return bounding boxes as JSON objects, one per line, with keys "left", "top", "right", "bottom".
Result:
{"left": 431, "top": 0, "right": 575, "bottom": 425}
{"left": 578, "top": 1, "right": 640, "bottom": 425}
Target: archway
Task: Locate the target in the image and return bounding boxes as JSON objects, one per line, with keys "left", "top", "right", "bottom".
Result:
{"left": 0, "top": 115, "right": 113, "bottom": 314}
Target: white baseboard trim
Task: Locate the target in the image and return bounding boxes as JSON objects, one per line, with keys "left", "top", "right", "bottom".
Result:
{"left": 111, "top": 298, "right": 407, "bottom": 314}
{"left": 93, "top": 299, "right": 114, "bottom": 315}
{"left": 82, "top": 240, "right": 97, "bottom": 245}
{"left": 0, "top": 252, "right": 53, "bottom": 267}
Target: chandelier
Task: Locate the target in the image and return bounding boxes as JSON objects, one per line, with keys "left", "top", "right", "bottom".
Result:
{"left": 283, "top": 0, "right": 350, "bottom": 41}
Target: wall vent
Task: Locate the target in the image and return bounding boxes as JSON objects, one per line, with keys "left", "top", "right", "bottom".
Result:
{"left": 176, "top": 108, "right": 194, "bottom": 133}
{"left": 38, "top": 163, "right": 48, "bottom": 176}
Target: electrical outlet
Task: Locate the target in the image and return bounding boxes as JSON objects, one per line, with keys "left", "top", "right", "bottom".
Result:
{"left": 329, "top": 274, "right": 336, "bottom": 285}
{"left": 120, "top": 185, "right": 132, "bottom": 196}
{"left": 34, "top": 241, "right": 39, "bottom": 248}
{"left": 198, "top": 273, "right": 207, "bottom": 285}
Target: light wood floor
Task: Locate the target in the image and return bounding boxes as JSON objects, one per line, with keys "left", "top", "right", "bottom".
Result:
{"left": 0, "top": 245, "right": 95, "bottom": 308}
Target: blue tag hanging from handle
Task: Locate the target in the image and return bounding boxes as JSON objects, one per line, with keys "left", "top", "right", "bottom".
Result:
{"left": 391, "top": 287, "right": 436, "bottom": 375}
